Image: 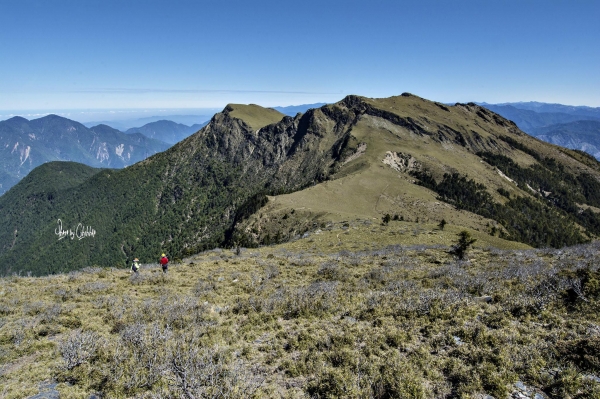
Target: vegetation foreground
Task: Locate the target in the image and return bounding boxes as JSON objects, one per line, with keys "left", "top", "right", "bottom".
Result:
{"left": 1, "top": 221, "right": 600, "bottom": 398}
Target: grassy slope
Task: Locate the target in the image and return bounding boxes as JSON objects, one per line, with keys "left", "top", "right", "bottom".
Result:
{"left": 4, "top": 161, "right": 106, "bottom": 195}
{"left": 265, "top": 159, "right": 498, "bottom": 235}
{"left": 246, "top": 95, "right": 600, "bottom": 248}
{"left": 227, "top": 104, "right": 285, "bottom": 130}
{"left": 252, "top": 98, "right": 522, "bottom": 238}
{"left": 1, "top": 225, "right": 598, "bottom": 398}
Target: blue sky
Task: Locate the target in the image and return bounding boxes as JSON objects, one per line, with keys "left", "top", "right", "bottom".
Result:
{"left": 1, "top": 0, "right": 599, "bottom": 120}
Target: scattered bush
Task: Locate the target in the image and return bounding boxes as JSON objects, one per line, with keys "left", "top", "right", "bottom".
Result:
{"left": 438, "top": 218, "right": 447, "bottom": 230}
{"left": 59, "top": 329, "right": 102, "bottom": 370}
{"left": 317, "top": 261, "right": 343, "bottom": 281}
{"left": 168, "top": 338, "right": 264, "bottom": 398}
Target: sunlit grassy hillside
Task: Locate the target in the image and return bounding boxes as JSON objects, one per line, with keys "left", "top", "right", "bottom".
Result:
{"left": 226, "top": 104, "right": 285, "bottom": 130}
{"left": 1, "top": 222, "right": 599, "bottom": 398}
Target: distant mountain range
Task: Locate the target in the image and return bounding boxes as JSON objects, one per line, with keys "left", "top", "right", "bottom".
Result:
{"left": 485, "top": 101, "right": 600, "bottom": 119}
{"left": 479, "top": 102, "right": 600, "bottom": 159}
{"left": 531, "top": 120, "right": 600, "bottom": 159}
{"left": 0, "top": 115, "right": 170, "bottom": 195}
{"left": 272, "top": 103, "right": 328, "bottom": 116}
{"left": 83, "top": 114, "right": 215, "bottom": 131}
{"left": 126, "top": 120, "right": 208, "bottom": 144}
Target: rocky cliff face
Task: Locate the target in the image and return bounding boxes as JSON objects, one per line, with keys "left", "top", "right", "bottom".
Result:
{"left": 170, "top": 102, "right": 358, "bottom": 193}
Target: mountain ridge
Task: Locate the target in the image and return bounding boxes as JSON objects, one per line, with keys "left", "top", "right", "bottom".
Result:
{"left": 3, "top": 94, "right": 600, "bottom": 276}
{"left": 125, "top": 119, "right": 208, "bottom": 144}
{"left": 484, "top": 101, "right": 600, "bottom": 118}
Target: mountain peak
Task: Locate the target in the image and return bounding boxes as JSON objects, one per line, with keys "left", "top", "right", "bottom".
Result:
{"left": 90, "top": 123, "right": 118, "bottom": 130}
{"left": 223, "top": 103, "right": 284, "bottom": 130}
{"left": 35, "top": 114, "right": 70, "bottom": 122}
{"left": 5, "top": 116, "right": 29, "bottom": 123}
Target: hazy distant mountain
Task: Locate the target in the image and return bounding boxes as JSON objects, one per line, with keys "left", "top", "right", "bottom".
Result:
{"left": 126, "top": 120, "right": 208, "bottom": 144}
{"left": 135, "top": 114, "right": 214, "bottom": 126}
{"left": 0, "top": 115, "right": 170, "bottom": 195}
{"left": 272, "top": 103, "right": 328, "bottom": 116}
{"left": 480, "top": 102, "right": 600, "bottom": 159}
{"left": 492, "top": 101, "right": 600, "bottom": 119}
{"left": 530, "top": 120, "right": 600, "bottom": 159}
{"left": 479, "top": 104, "right": 595, "bottom": 131}
{"left": 84, "top": 114, "right": 214, "bottom": 131}
{"left": 82, "top": 120, "right": 131, "bottom": 131}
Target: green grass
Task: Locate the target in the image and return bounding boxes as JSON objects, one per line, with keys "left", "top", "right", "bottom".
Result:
{"left": 1, "top": 224, "right": 599, "bottom": 398}
{"left": 227, "top": 103, "right": 286, "bottom": 130}
{"left": 243, "top": 95, "right": 600, "bottom": 250}
{"left": 244, "top": 107, "right": 531, "bottom": 240}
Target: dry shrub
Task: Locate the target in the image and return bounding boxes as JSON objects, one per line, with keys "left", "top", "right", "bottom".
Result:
{"left": 59, "top": 329, "right": 103, "bottom": 370}
{"left": 168, "top": 334, "right": 264, "bottom": 399}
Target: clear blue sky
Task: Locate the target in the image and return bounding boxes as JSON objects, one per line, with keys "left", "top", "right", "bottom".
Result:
{"left": 1, "top": 0, "right": 599, "bottom": 117}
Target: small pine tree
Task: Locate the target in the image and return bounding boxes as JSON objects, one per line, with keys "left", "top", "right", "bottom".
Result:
{"left": 438, "top": 219, "right": 447, "bottom": 230}
{"left": 382, "top": 214, "right": 391, "bottom": 225}
{"left": 449, "top": 230, "right": 477, "bottom": 260}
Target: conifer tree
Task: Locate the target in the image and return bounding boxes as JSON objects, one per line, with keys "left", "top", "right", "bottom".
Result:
{"left": 449, "top": 230, "right": 476, "bottom": 260}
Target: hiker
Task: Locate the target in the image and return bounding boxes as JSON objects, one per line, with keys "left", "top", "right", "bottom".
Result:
{"left": 160, "top": 253, "right": 169, "bottom": 273}
{"left": 131, "top": 258, "right": 140, "bottom": 274}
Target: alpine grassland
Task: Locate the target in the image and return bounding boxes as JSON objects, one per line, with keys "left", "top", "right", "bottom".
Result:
{"left": 1, "top": 221, "right": 599, "bottom": 398}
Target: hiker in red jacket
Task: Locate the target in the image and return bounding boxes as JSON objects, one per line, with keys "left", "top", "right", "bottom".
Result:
{"left": 160, "top": 253, "right": 169, "bottom": 273}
